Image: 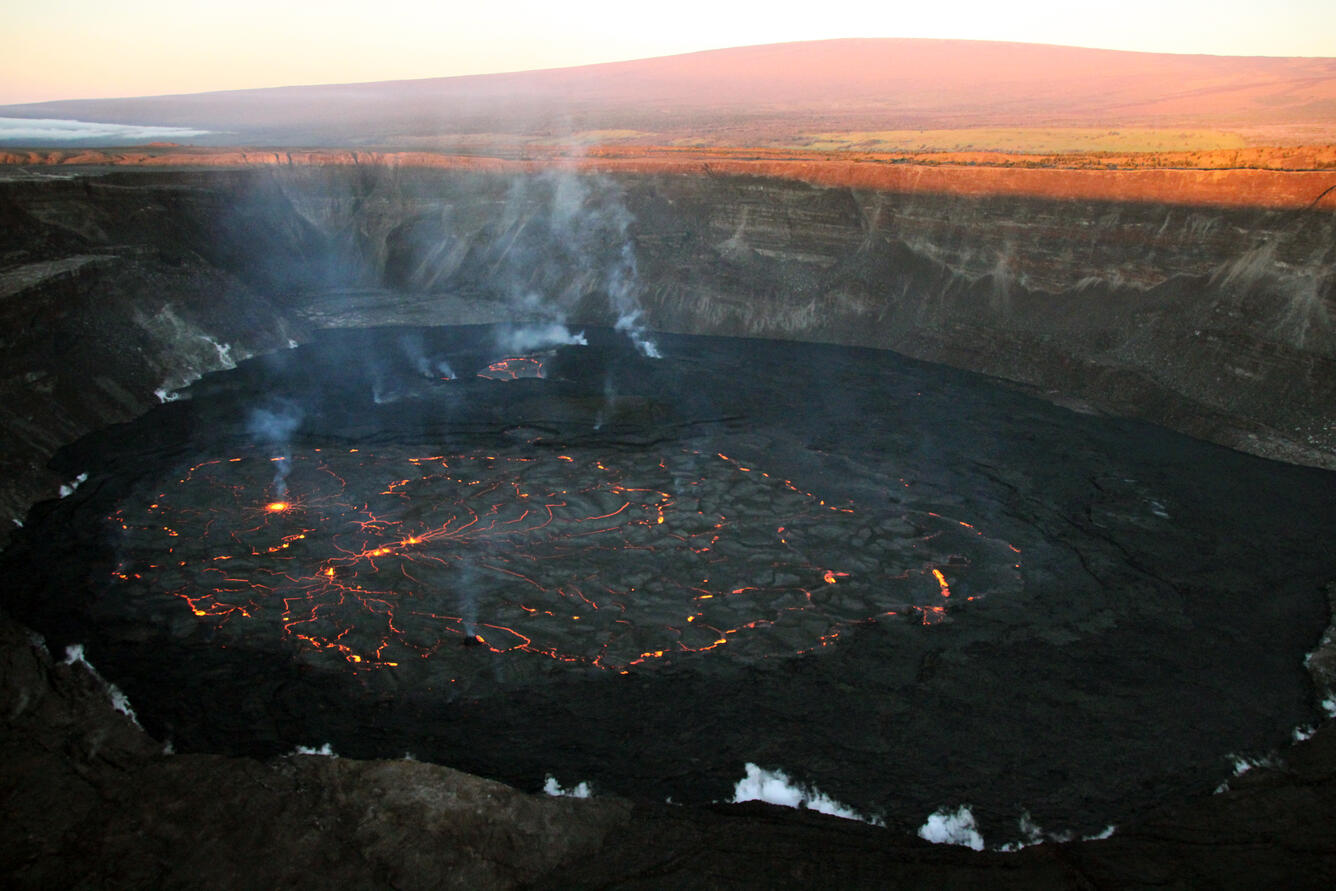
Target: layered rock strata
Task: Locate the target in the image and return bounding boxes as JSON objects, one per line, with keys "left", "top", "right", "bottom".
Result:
{"left": 2, "top": 161, "right": 1332, "bottom": 527}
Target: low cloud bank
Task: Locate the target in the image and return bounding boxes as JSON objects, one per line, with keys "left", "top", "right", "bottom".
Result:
{"left": 0, "top": 116, "right": 211, "bottom": 143}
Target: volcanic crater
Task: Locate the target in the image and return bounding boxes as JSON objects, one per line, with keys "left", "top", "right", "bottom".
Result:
{"left": 2, "top": 157, "right": 1335, "bottom": 882}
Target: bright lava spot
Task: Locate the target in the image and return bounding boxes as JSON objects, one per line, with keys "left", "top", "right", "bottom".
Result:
{"left": 265, "top": 501, "right": 290, "bottom": 513}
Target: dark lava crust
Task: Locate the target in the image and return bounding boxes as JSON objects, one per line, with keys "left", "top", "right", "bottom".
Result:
{"left": 5, "top": 326, "right": 1335, "bottom": 844}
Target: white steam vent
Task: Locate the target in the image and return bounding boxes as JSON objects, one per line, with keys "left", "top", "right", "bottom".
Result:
{"left": 917, "top": 805, "right": 985, "bottom": 851}
{"left": 62, "top": 644, "right": 141, "bottom": 727}
{"left": 543, "top": 776, "right": 592, "bottom": 798}
{"left": 59, "top": 472, "right": 88, "bottom": 498}
{"left": 730, "top": 763, "right": 878, "bottom": 824}
{"left": 291, "top": 743, "right": 338, "bottom": 757}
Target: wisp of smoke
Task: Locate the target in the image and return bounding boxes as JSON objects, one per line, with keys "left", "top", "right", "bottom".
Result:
{"left": 594, "top": 373, "right": 616, "bottom": 431}
{"left": 493, "top": 321, "right": 587, "bottom": 355}
{"left": 59, "top": 472, "right": 89, "bottom": 498}
{"left": 457, "top": 562, "right": 479, "bottom": 636}
{"left": 614, "top": 309, "right": 662, "bottom": 359}
{"left": 292, "top": 743, "right": 338, "bottom": 757}
{"left": 247, "top": 400, "right": 302, "bottom": 442}
{"left": 398, "top": 332, "right": 456, "bottom": 379}
{"left": 494, "top": 166, "right": 661, "bottom": 359}
{"left": 247, "top": 399, "right": 304, "bottom": 497}
{"left": 607, "top": 240, "right": 661, "bottom": 358}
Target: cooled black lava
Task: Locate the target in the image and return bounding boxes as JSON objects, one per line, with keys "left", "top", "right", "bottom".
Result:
{"left": 7, "top": 326, "right": 1334, "bottom": 842}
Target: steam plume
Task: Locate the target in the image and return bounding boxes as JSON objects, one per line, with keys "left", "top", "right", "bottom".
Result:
{"left": 607, "top": 240, "right": 661, "bottom": 358}
{"left": 491, "top": 165, "right": 660, "bottom": 358}
{"left": 457, "top": 562, "right": 479, "bottom": 637}
{"left": 247, "top": 398, "right": 303, "bottom": 497}
{"left": 493, "top": 320, "right": 587, "bottom": 355}
{"left": 398, "top": 332, "right": 455, "bottom": 379}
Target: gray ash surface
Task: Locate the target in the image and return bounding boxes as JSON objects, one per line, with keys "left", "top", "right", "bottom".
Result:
{"left": 6, "top": 325, "right": 1335, "bottom": 843}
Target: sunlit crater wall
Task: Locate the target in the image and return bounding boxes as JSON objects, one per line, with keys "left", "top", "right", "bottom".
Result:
{"left": 1, "top": 164, "right": 1333, "bottom": 529}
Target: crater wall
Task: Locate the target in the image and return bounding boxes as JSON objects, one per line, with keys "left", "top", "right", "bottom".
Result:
{"left": 3, "top": 165, "right": 1332, "bottom": 532}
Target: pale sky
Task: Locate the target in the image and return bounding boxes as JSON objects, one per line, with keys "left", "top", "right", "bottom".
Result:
{"left": 2, "top": 0, "right": 1333, "bottom": 105}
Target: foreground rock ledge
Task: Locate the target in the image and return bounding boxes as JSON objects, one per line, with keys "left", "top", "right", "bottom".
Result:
{"left": 3, "top": 610, "right": 1335, "bottom": 888}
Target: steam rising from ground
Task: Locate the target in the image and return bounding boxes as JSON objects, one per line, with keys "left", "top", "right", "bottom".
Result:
{"left": 59, "top": 472, "right": 88, "bottom": 498}
{"left": 398, "top": 331, "right": 455, "bottom": 379}
{"left": 615, "top": 310, "right": 662, "bottom": 359}
{"left": 291, "top": 743, "right": 338, "bottom": 757}
{"left": 492, "top": 165, "right": 660, "bottom": 358}
{"left": 543, "top": 776, "right": 592, "bottom": 798}
{"left": 493, "top": 320, "right": 587, "bottom": 355}
{"left": 62, "top": 644, "right": 140, "bottom": 728}
{"left": 246, "top": 398, "right": 303, "bottom": 497}
{"left": 731, "top": 763, "right": 875, "bottom": 823}
{"left": 917, "top": 805, "right": 985, "bottom": 850}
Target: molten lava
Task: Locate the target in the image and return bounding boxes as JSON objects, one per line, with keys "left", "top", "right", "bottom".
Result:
{"left": 477, "top": 356, "right": 545, "bottom": 381}
{"left": 103, "top": 444, "right": 1022, "bottom": 678}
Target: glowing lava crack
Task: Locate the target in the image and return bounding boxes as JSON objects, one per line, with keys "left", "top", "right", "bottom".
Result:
{"left": 105, "top": 445, "right": 1023, "bottom": 677}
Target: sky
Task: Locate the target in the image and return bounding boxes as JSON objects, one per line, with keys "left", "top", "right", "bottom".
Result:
{"left": 2, "top": 0, "right": 1334, "bottom": 105}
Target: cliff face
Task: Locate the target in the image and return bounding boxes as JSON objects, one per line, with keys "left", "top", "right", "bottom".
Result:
{"left": 632, "top": 176, "right": 1336, "bottom": 469}
{"left": 2, "top": 163, "right": 1332, "bottom": 526}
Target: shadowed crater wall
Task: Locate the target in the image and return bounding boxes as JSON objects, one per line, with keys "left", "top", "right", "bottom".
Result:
{"left": 2, "top": 164, "right": 1333, "bottom": 523}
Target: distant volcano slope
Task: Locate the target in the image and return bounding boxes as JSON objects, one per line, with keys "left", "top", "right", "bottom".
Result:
{"left": 1, "top": 39, "right": 1334, "bottom": 147}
